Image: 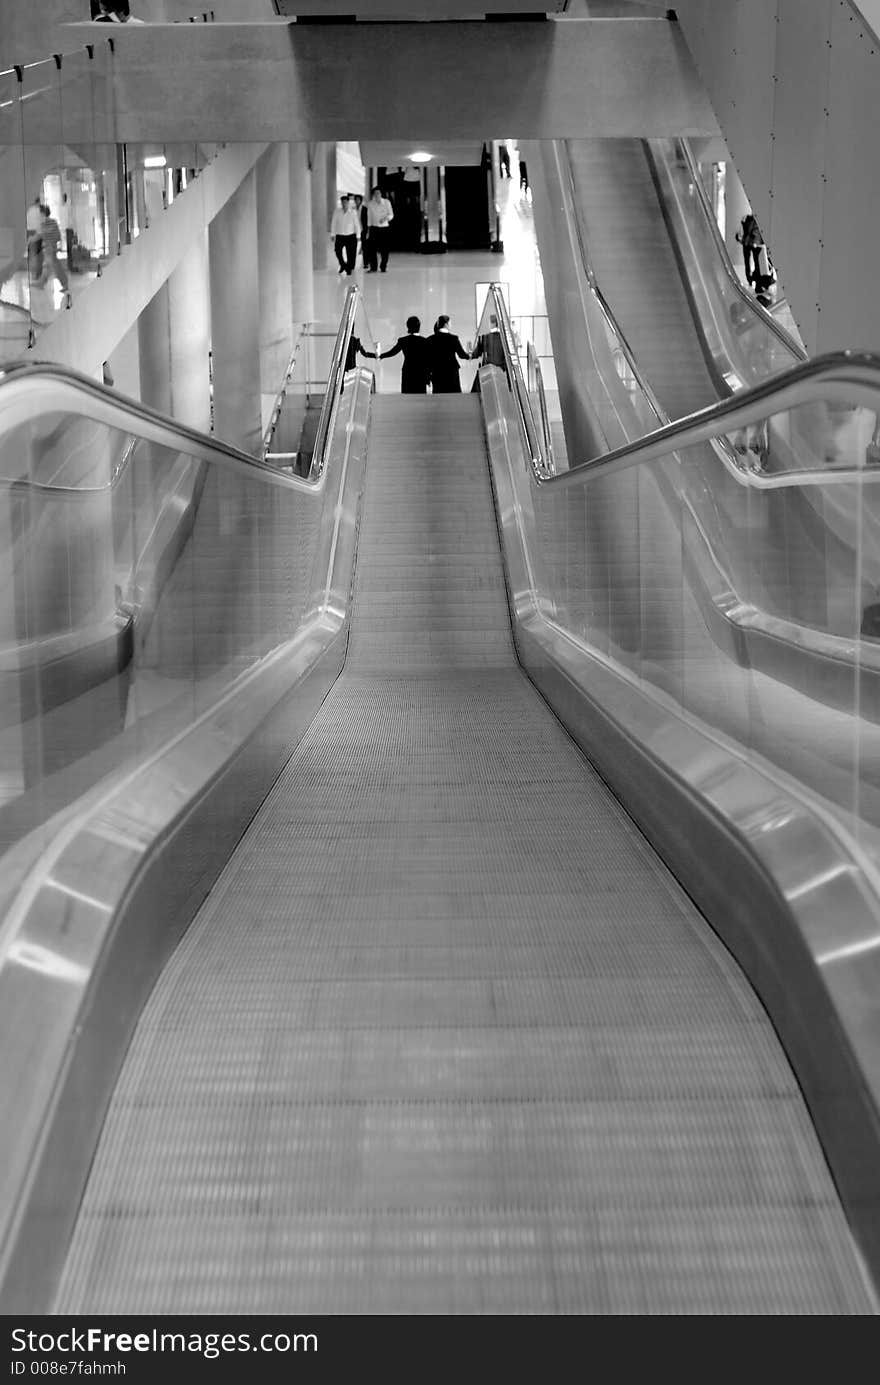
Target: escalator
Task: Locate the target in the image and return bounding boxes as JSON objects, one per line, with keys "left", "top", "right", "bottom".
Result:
{"left": 564, "top": 138, "right": 720, "bottom": 422}
{"left": 2, "top": 292, "right": 880, "bottom": 1315}
{"left": 51, "top": 396, "right": 875, "bottom": 1314}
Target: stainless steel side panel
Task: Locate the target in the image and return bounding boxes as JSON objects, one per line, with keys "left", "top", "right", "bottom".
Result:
{"left": 0, "top": 371, "right": 372, "bottom": 1312}
{"left": 481, "top": 365, "right": 880, "bottom": 1290}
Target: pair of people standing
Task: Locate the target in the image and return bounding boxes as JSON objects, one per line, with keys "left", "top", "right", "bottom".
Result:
{"left": 365, "top": 315, "right": 472, "bottom": 394}
{"left": 330, "top": 187, "right": 395, "bottom": 274}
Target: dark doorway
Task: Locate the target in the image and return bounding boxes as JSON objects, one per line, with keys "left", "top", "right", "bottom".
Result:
{"left": 444, "top": 166, "right": 491, "bottom": 251}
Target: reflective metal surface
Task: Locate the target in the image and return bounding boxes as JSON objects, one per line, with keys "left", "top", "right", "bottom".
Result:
{"left": 481, "top": 358, "right": 880, "bottom": 1292}
{"left": 0, "top": 334, "right": 372, "bottom": 1308}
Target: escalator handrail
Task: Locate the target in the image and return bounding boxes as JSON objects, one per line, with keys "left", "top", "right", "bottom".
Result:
{"left": 672, "top": 137, "right": 808, "bottom": 365}
{"left": 526, "top": 340, "right": 556, "bottom": 474}
{"left": 0, "top": 354, "right": 337, "bottom": 491}
{"left": 483, "top": 286, "right": 552, "bottom": 477}
{"left": 309, "top": 284, "right": 360, "bottom": 479}
{"left": 534, "top": 348, "right": 880, "bottom": 491}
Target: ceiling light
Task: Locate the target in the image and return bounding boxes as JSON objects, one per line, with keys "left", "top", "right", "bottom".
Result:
{"left": 143, "top": 155, "right": 166, "bottom": 169}
{"left": 409, "top": 151, "right": 432, "bottom": 163}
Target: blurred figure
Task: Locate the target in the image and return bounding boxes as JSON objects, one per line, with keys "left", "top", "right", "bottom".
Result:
{"left": 498, "top": 143, "right": 511, "bottom": 179}
{"left": 519, "top": 157, "right": 530, "bottom": 196}
{"left": 39, "top": 204, "right": 68, "bottom": 291}
{"left": 363, "top": 315, "right": 431, "bottom": 394}
{"left": 735, "top": 213, "right": 762, "bottom": 288}
{"left": 353, "top": 193, "right": 367, "bottom": 264}
{"left": 26, "top": 198, "right": 43, "bottom": 286}
{"left": 428, "top": 315, "right": 470, "bottom": 393}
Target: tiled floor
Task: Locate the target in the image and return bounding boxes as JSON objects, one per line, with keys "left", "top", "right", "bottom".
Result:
{"left": 314, "top": 175, "right": 547, "bottom": 397}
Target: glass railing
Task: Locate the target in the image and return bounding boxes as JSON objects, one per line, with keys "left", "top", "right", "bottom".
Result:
{"left": 483, "top": 299, "right": 880, "bottom": 858}
{"left": 266, "top": 293, "right": 377, "bottom": 475}
{"left": 0, "top": 40, "right": 221, "bottom": 367}
{"left": 0, "top": 291, "right": 371, "bottom": 875}
{"left": 262, "top": 322, "right": 312, "bottom": 465}
{"left": 645, "top": 137, "right": 808, "bottom": 391}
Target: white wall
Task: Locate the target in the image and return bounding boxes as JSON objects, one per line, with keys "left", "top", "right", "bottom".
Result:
{"left": 674, "top": 0, "right": 880, "bottom": 355}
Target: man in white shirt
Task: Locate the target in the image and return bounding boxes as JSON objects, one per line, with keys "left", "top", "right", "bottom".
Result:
{"left": 365, "top": 186, "right": 394, "bottom": 273}
{"left": 329, "top": 195, "right": 360, "bottom": 276}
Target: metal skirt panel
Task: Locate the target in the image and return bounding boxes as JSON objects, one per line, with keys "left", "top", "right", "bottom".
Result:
{"left": 55, "top": 399, "right": 875, "bottom": 1313}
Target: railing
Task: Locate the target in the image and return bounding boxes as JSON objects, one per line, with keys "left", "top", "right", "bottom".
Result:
{"left": 310, "top": 286, "right": 371, "bottom": 479}
{"left": 526, "top": 341, "right": 555, "bottom": 475}
{"left": 675, "top": 138, "right": 806, "bottom": 362}
{"left": 0, "top": 41, "right": 221, "bottom": 365}
{"left": 261, "top": 324, "right": 311, "bottom": 460}
{"left": 477, "top": 286, "right": 551, "bottom": 479}
{"left": 644, "top": 137, "right": 807, "bottom": 404}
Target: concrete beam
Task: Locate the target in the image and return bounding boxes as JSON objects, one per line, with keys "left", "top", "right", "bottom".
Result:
{"left": 62, "top": 17, "right": 719, "bottom": 143}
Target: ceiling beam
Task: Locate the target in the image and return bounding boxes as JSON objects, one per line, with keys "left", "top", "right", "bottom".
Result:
{"left": 75, "top": 18, "right": 719, "bottom": 143}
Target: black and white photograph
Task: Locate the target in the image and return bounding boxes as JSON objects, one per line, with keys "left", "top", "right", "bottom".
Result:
{"left": 0, "top": 0, "right": 879, "bottom": 1343}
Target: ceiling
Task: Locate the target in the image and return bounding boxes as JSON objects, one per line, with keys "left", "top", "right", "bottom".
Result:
{"left": 359, "top": 141, "right": 487, "bottom": 169}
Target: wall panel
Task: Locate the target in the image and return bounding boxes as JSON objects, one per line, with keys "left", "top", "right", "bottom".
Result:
{"left": 767, "top": 0, "right": 832, "bottom": 351}
{"left": 675, "top": 0, "right": 880, "bottom": 355}
{"left": 817, "top": 3, "right": 880, "bottom": 350}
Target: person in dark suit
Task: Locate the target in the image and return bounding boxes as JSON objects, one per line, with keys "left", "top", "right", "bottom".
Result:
{"left": 427, "top": 315, "right": 471, "bottom": 393}
{"left": 362, "top": 315, "right": 431, "bottom": 394}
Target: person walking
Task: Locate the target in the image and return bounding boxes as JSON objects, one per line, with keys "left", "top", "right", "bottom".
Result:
{"left": 427, "top": 315, "right": 471, "bottom": 393}
{"left": 518, "top": 157, "right": 530, "bottom": 196}
{"left": 498, "top": 144, "right": 511, "bottom": 179}
{"left": 366, "top": 186, "right": 394, "bottom": 273}
{"left": 330, "top": 195, "right": 359, "bottom": 276}
{"left": 25, "top": 197, "right": 43, "bottom": 286}
{"left": 735, "top": 213, "right": 763, "bottom": 288}
{"left": 39, "top": 204, "right": 68, "bottom": 291}
{"left": 362, "top": 315, "right": 431, "bottom": 394}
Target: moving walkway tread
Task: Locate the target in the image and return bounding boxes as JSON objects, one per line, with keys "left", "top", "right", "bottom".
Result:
{"left": 55, "top": 397, "right": 876, "bottom": 1314}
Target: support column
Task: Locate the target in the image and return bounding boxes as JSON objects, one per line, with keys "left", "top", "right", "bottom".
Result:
{"left": 257, "top": 143, "right": 292, "bottom": 394}
{"left": 289, "top": 141, "right": 314, "bottom": 327}
{"left": 209, "top": 166, "right": 261, "bottom": 453}
{"left": 325, "top": 143, "right": 337, "bottom": 239}
{"left": 137, "top": 281, "right": 173, "bottom": 416}
{"left": 168, "top": 230, "right": 211, "bottom": 433}
{"left": 137, "top": 235, "right": 210, "bottom": 431}
{"left": 310, "top": 141, "right": 329, "bottom": 272}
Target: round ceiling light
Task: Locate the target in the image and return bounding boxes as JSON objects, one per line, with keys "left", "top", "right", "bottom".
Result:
{"left": 409, "top": 151, "right": 433, "bottom": 163}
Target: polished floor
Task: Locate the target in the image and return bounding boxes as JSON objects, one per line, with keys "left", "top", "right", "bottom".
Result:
{"left": 314, "top": 171, "right": 546, "bottom": 398}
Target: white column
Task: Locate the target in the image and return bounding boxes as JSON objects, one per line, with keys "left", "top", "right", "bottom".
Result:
{"left": 289, "top": 141, "right": 314, "bottom": 327}
{"left": 311, "top": 141, "right": 330, "bottom": 272}
{"left": 208, "top": 166, "right": 261, "bottom": 454}
{"left": 168, "top": 230, "right": 211, "bottom": 433}
{"left": 257, "top": 143, "right": 292, "bottom": 394}
{"left": 137, "top": 281, "right": 172, "bottom": 416}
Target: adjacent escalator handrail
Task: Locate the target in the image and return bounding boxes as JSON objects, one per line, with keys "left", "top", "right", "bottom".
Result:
{"left": 526, "top": 340, "right": 556, "bottom": 474}
{"left": 309, "top": 285, "right": 360, "bottom": 480}
{"left": 535, "top": 349, "right": 880, "bottom": 491}
{"left": 0, "top": 360, "right": 324, "bottom": 490}
{"left": 671, "top": 138, "right": 808, "bottom": 364}
{"left": 486, "top": 285, "right": 552, "bottom": 477}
